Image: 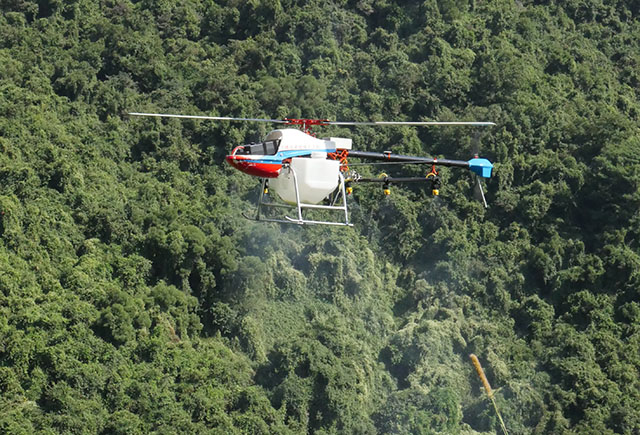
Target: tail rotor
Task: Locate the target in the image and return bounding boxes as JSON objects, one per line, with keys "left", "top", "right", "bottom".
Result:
{"left": 471, "top": 131, "right": 489, "bottom": 208}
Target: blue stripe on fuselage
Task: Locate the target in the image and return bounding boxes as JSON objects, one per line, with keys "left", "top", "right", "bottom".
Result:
{"left": 245, "top": 149, "right": 337, "bottom": 165}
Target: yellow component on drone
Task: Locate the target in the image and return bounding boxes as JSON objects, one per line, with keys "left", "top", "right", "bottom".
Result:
{"left": 380, "top": 173, "right": 390, "bottom": 195}
{"left": 426, "top": 172, "right": 439, "bottom": 196}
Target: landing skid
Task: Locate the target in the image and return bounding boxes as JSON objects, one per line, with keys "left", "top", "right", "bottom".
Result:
{"left": 244, "top": 168, "right": 353, "bottom": 227}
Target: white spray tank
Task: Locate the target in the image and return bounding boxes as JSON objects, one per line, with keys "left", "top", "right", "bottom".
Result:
{"left": 267, "top": 131, "right": 352, "bottom": 205}
{"left": 270, "top": 153, "right": 341, "bottom": 204}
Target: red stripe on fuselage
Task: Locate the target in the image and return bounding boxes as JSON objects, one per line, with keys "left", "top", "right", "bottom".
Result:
{"left": 226, "top": 155, "right": 282, "bottom": 178}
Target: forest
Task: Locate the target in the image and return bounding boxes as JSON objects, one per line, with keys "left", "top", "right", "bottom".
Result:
{"left": 1, "top": 0, "right": 639, "bottom": 433}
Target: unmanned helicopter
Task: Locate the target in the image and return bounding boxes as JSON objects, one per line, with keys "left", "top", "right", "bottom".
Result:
{"left": 129, "top": 112, "right": 494, "bottom": 226}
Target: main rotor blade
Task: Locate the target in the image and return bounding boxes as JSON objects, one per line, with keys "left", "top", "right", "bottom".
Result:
{"left": 328, "top": 121, "right": 496, "bottom": 126}
{"left": 128, "top": 112, "right": 288, "bottom": 123}
{"left": 128, "top": 113, "right": 496, "bottom": 127}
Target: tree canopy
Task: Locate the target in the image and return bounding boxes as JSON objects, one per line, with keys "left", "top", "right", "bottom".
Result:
{"left": 1, "top": 0, "right": 639, "bottom": 433}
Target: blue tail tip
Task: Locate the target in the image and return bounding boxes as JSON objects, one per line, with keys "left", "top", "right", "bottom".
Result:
{"left": 468, "top": 158, "right": 493, "bottom": 178}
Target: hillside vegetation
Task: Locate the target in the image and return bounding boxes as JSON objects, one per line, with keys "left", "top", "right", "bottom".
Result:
{"left": 1, "top": 0, "right": 639, "bottom": 433}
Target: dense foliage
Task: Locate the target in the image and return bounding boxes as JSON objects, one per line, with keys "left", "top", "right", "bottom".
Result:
{"left": 1, "top": 0, "right": 639, "bottom": 433}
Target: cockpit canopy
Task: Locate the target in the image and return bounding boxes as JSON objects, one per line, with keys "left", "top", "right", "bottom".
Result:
{"left": 237, "top": 139, "right": 280, "bottom": 156}
{"left": 236, "top": 128, "right": 351, "bottom": 156}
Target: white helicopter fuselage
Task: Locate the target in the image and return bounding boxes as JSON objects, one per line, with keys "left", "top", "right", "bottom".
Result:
{"left": 226, "top": 128, "right": 352, "bottom": 204}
